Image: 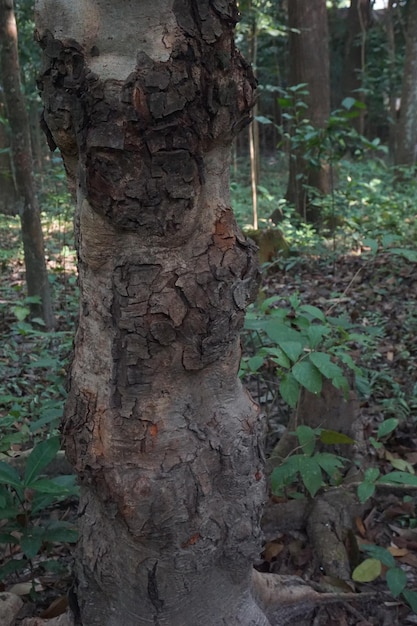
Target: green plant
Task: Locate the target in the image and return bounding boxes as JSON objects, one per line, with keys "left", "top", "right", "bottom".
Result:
{"left": 0, "top": 436, "right": 78, "bottom": 580}
{"left": 270, "top": 425, "right": 353, "bottom": 498}
{"left": 240, "top": 293, "right": 365, "bottom": 408}
{"left": 352, "top": 544, "right": 417, "bottom": 613}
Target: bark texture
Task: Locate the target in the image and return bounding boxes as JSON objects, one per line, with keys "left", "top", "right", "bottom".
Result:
{"left": 395, "top": 0, "right": 417, "bottom": 167}
{"left": 286, "top": 0, "right": 331, "bottom": 223}
{"left": 0, "top": 0, "right": 54, "bottom": 328}
{"left": 35, "top": 1, "right": 268, "bottom": 624}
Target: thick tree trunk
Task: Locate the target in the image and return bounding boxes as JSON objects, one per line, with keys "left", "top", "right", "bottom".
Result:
{"left": 395, "top": 0, "right": 417, "bottom": 167}
{"left": 35, "top": 2, "right": 268, "bottom": 625}
{"left": 0, "top": 0, "right": 54, "bottom": 328}
{"left": 285, "top": 0, "right": 331, "bottom": 224}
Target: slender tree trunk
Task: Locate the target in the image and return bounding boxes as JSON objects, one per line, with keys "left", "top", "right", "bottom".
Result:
{"left": 35, "top": 1, "right": 268, "bottom": 624}
{"left": 395, "top": 0, "right": 417, "bottom": 167}
{"left": 342, "top": 0, "right": 372, "bottom": 135}
{"left": 0, "top": 83, "right": 19, "bottom": 215}
{"left": 285, "top": 0, "right": 331, "bottom": 224}
{"left": 0, "top": 0, "right": 54, "bottom": 328}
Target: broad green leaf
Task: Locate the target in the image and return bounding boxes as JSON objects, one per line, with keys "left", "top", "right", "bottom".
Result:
{"left": 386, "top": 567, "right": 407, "bottom": 598}
{"left": 279, "top": 341, "right": 304, "bottom": 363}
{"left": 306, "top": 325, "right": 329, "bottom": 349}
{"left": 0, "top": 559, "right": 28, "bottom": 579}
{"left": 361, "top": 545, "right": 395, "bottom": 568}
{"left": 357, "top": 481, "right": 375, "bottom": 503}
{"left": 377, "top": 418, "right": 398, "bottom": 440}
{"left": 403, "top": 590, "right": 417, "bottom": 614}
{"left": 42, "top": 525, "right": 78, "bottom": 544}
{"left": 309, "top": 352, "right": 343, "bottom": 380}
{"left": 31, "top": 477, "right": 78, "bottom": 496}
{"left": 320, "top": 430, "right": 355, "bottom": 445}
{"left": 362, "top": 238, "right": 378, "bottom": 255}
{"left": 390, "top": 248, "right": 417, "bottom": 262}
{"left": 390, "top": 458, "right": 415, "bottom": 473}
{"left": 269, "top": 349, "right": 291, "bottom": 369}
{"left": 299, "top": 457, "right": 322, "bottom": 497}
{"left": 292, "top": 360, "right": 322, "bottom": 395}
{"left": 21, "top": 529, "right": 44, "bottom": 559}
{"left": 255, "top": 115, "right": 273, "bottom": 125}
{"left": 364, "top": 467, "right": 380, "bottom": 482}
{"left": 297, "top": 305, "right": 325, "bottom": 322}
{"left": 0, "top": 461, "right": 22, "bottom": 488}
{"left": 270, "top": 457, "right": 299, "bottom": 494}
{"left": 247, "top": 355, "right": 264, "bottom": 372}
{"left": 378, "top": 471, "right": 417, "bottom": 486}
{"left": 295, "top": 425, "right": 316, "bottom": 456}
{"left": 352, "top": 558, "right": 381, "bottom": 582}
{"left": 24, "top": 437, "right": 60, "bottom": 487}
{"left": 315, "top": 452, "right": 345, "bottom": 478}
{"left": 264, "top": 320, "right": 304, "bottom": 345}
{"left": 279, "top": 374, "right": 300, "bottom": 408}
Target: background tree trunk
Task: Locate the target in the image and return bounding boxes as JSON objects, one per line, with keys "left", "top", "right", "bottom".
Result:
{"left": 0, "top": 0, "right": 54, "bottom": 328}
{"left": 395, "top": 0, "right": 417, "bottom": 167}
{"left": 0, "top": 84, "right": 19, "bottom": 216}
{"left": 342, "top": 0, "right": 372, "bottom": 135}
{"left": 285, "top": 0, "right": 331, "bottom": 224}
{"left": 36, "top": 1, "right": 268, "bottom": 625}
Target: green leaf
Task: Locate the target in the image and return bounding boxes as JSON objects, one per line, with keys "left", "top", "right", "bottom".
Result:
{"left": 386, "top": 567, "right": 407, "bottom": 598}
{"left": 295, "top": 425, "right": 316, "bottom": 456}
{"left": 42, "top": 524, "right": 78, "bottom": 544}
{"left": 377, "top": 418, "right": 399, "bottom": 440}
{"left": 0, "top": 461, "right": 23, "bottom": 488}
{"left": 364, "top": 467, "right": 380, "bottom": 482}
{"left": 292, "top": 360, "right": 322, "bottom": 394}
{"left": 320, "top": 430, "right": 355, "bottom": 445}
{"left": 315, "top": 452, "right": 345, "bottom": 478}
{"left": 299, "top": 457, "right": 322, "bottom": 497}
{"left": 24, "top": 437, "right": 60, "bottom": 487}
{"left": 361, "top": 545, "right": 395, "bottom": 568}
{"left": 30, "top": 477, "right": 78, "bottom": 496}
{"left": 279, "top": 341, "right": 304, "bottom": 363}
{"left": 264, "top": 320, "right": 304, "bottom": 345}
{"left": 279, "top": 374, "right": 300, "bottom": 408}
{"left": 21, "top": 529, "right": 44, "bottom": 559}
{"left": 306, "top": 325, "right": 330, "bottom": 349}
{"left": 309, "top": 352, "right": 343, "bottom": 380}
{"left": 270, "top": 457, "right": 299, "bottom": 494}
{"left": 357, "top": 481, "right": 375, "bottom": 503}
{"left": 403, "top": 589, "right": 417, "bottom": 614}
{"left": 378, "top": 471, "right": 417, "bottom": 486}
{"left": 0, "top": 558, "right": 28, "bottom": 579}
{"left": 362, "top": 238, "right": 378, "bottom": 255}
{"left": 247, "top": 355, "right": 264, "bottom": 372}
{"left": 390, "top": 248, "right": 417, "bottom": 262}
{"left": 352, "top": 558, "right": 382, "bottom": 582}
{"left": 297, "top": 304, "right": 325, "bottom": 321}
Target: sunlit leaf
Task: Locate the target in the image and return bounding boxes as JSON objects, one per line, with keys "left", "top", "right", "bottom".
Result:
{"left": 352, "top": 558, "right": 382, "bottom": 582}
{"left": 320, "top": 430, "right": 355, "bottom": 445}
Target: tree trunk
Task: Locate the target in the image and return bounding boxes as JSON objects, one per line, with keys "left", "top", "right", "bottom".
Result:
{"left": 285, "top": 0, "right": 331, "bottom": 224}
{"left": 342, "top": 0, "right": 372, "bottom": 135}
{"left": 0, "top": 84, "right": 19, "bottom": 216}
{"left": 0, "top": 0, "right": 54, "bottom": 328}
{"left": 395, "top": 0, "right": 417, "bottom": 167}
{"left": 35, "top": 1, "right": 268, "bottom": 625}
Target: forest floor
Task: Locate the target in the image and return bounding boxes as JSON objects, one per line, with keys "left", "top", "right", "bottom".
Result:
{"left": 0, "top": 213, "right": 416, "bottom": 625}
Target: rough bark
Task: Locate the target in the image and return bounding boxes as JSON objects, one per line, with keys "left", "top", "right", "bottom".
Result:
{"left": 0, "top": 0, "right": 54, "bottom": 328}
{"left": 395, "top": 0, "right": 417, "bottom": 167}
{"left": 35, "top": 1, "right": 268, "bottom": 625}
{"left": 285, "top": 0, "right": 331, "bottom": 224}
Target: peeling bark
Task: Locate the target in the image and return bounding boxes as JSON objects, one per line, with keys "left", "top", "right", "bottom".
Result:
{"left": 36, "top": 2, "right": 268, "bottom": 624}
